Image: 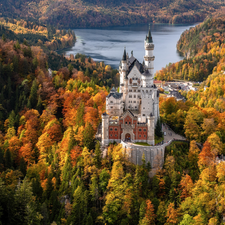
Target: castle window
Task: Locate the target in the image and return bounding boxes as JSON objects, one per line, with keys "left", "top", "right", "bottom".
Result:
{"left": 134, "top": 90, "right": 136, "bottom": 92}
{"left": 111, "top": 107, "right": 113, "bottom": 108}
{"left": 110, "top": 101, "right": 113, "bottom": 103}
{"left": 110, "top": 134, "right": 112, "bottom": 137}
{"left": 138, "top": 90, "right": 140, "bottom": 92}
{"left": 143, "top": 114, "right": 145, "bottom": 116}
{"left": 144, "top": 129, "right": 146, "bottom": 131}
{"left": 139, "top": 129, "right": 142, "bottom": 131}
{"left": 134, "top": 95, "right": 136, "bottom": 98}
{"left": 135, "top": 106, "right": 137, "bottom": 108}
{"left": 143, "top": 107, "right": 145, "bottom": 109}
{"left": 115, "top": 128, "right": 117, "bottom": 131}
{"left": 134, "top": 101, "right": 136, "bottom": 103}
{"left": 129, "top": 95, "right": 132, "bottom": 98}
{"left": 129, "top": 122, "right": 131, "bottom": 124}
{"left": 125, "top": 122, "right": 127, "bottom": 124}
{"left": 110, "top": 128, "right": 113, "bottom": 131}
{"left": 129, "top": 90, "right": 132, "bottom": 92}
{"left": 139, "top": 135, "right": 141, "bottom": 137}
{"left": 144, "top": 135, "right": 146, "bottom": 137}
{"left": 115, "top": 134, "right": 117, "bottom": 137}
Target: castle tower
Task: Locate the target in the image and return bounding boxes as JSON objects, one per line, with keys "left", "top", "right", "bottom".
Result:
{"left": 120, "top": 48, "right": 127, "bottom": 93}
{"left": 144, "top": 25, "right": 155, "bottom": 85}
{"left": 101, "top": 113, "right": 109, "bottom": 146}
{"left": 120, "top": 48, "right": 129, "bottom": 102}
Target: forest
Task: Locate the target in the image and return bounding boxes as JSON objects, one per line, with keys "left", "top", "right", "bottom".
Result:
{"left": 1, "top": 18, "right": 225, "bottom": 224}
{"left": 0, "top": 17, "right": 76, "bottom": 51}
{"left": 0, "top": 0, "right": 224, "bottom": 28}
{"left": 155, "top": 10, "right": 225, "bottom": 82}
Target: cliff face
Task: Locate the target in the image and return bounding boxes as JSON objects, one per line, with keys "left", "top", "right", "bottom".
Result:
{"left": 0, "top": 0, "right": 223, "bottom": 28}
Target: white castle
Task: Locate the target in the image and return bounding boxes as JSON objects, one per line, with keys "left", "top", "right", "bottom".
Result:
{"left": 101, "top": 26, "right": 159, "bottom": 146}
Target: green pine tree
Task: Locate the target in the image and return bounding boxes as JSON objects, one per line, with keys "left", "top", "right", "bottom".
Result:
{"left": 83, "top": 123, "right": 95, "bottom": 150}
{"left": 76, "top": 102, "right": 85, "bottom": 127}
{"left": 155, "top": 118, "right": 163, "bottom": 138}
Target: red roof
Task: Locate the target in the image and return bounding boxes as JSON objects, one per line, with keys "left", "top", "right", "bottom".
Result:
{"left": 154, "top": 80, "right": 162, "bottom": 83}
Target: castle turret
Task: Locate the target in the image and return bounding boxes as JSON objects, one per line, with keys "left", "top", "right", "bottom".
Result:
{"left": 144, "top": 25, "right": 155, "bottom": 78}
{"left": 120, "top": 48, "right": 127, "bottom": 91}
{"left": 102, "top": 113, "right": 109, "bottom": 146}
{"left": 120, "top": 48, "right": 128, "bottom": 101}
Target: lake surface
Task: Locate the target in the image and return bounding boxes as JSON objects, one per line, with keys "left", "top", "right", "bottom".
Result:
{"left": 62, "top": 23, "right": 198, "bottom": 73}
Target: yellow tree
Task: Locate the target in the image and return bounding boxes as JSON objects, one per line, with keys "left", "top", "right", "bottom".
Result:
{"left": 188, "top": 140, "right": 200, "bottom": 164}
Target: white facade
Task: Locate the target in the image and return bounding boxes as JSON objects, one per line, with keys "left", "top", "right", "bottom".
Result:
{"left": 101, "top": 26, "right": 159, "bottom": 146}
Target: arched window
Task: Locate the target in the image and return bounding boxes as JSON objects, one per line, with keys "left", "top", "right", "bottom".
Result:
{"left": 130, "top": 78, "right": 132, "bottom": 84}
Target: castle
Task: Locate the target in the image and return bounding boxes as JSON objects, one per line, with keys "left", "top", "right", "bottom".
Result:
{"left": 101, "top": 26, "right": 159, "bottom": 146}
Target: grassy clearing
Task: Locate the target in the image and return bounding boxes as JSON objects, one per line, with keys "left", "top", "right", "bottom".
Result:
{"left": 134, "top": 142, "right": 150, "bottom": 146}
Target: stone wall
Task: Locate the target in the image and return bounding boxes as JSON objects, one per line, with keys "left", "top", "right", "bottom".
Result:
{"left": 121, "top": 140, "right": 173, "bottom": 169}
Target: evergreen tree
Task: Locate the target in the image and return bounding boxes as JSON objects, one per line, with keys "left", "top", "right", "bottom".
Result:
{"left": 86, "top": 213, "right": 93, "bottom": 225}
{"left": 19, "top": 157, "right": 27, "bottom": 176}
{"left": 94, "top": 141, "right": 102, "bottom": 168}
{"left": 155, "top": 119, "right": 163, "bottom": 138}
{"left": 76, "top": 102, "right": 84, "bottom": 127}
{"left": 29, "top": 79, "right": 38, "bottom": 108}
{"left": 2, "top": 34, "right": 6, "bottom": 42}
{"left": 4, "top": 149, "right": 12, "bottom": 169}
{"left": 83, "top": 123, "right": 95, "bottom": 150}
{"left": 36, "top": 95, "right": 43, "bottom": 114}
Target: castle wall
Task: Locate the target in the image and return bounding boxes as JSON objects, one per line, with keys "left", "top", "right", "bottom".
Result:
{"left": 121, "top": 140, "right": 173, "bottom": 169}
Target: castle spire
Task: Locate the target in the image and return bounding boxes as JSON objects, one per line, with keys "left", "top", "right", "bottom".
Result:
{"left": 145, "top": 24, "right": 153, "bottom": 43}
{"left": 122, "top": 47, "right": 127, "bottom": 60}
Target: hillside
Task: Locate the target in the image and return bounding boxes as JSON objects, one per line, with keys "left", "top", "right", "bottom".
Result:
{"left": 1, "top": 37, "right": 225, "bottom": 225}
{"left": 0, "top": 18, "right": 76, "bottom": 51}
{"left": 0, "top": 0, "right": 224, "bottom": 28}
{"left": 155, "top": 10, "right": 225, "bottom": 82}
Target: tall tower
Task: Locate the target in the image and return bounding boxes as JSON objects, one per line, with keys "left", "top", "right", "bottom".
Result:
{"left": 144, "top": 25, "right": 155, "bottom": 80}
{"left": 120, "top": 48, "right": 127, "bottom": 93}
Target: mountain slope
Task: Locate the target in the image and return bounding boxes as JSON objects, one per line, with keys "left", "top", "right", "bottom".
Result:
{"left": 0, "top": 0, "right": 224, "bottom": 28}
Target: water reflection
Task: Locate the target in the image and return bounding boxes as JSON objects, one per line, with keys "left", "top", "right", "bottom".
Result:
{"left": 62, "top": 23, "right": 198, "bottom": 72}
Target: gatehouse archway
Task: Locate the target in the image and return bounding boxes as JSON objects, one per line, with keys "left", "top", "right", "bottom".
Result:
{"left": 125, "top": 133, "right": 131, "bottom": 142}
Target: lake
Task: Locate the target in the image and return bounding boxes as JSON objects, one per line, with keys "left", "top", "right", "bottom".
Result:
{"left": 62, "top": 23, "right": 198, "bottom": 73}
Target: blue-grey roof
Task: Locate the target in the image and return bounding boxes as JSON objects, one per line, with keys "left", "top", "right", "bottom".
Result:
{"left": 126, "top": 58, "right": 144, "bottom": 78}
{"left": 146, "top": 25, "right": 153, "bottom": 43}
{"left": 142, "top": 69, "right": 151, "bottom": 76}
{"left": 107, "top": 91, "right": 123, "bottom": 99}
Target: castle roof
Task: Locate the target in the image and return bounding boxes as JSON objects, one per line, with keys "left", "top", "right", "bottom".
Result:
{"left": 142, "top": 69, "right": 151, "bottom": 76}
{"left": 122, "top": 48, "right": 127, "bottom": 60}
{"left": 107, "top": 91, "right": 123, "bottom": 99}
{"left": 145, "top": 25, "right": 153, "bottom": 43}
{"left": 126, "top": 57, "right": 144, "bottom": 78}
{"left": 110, "top": 87, "right": 116, "bottom": 92}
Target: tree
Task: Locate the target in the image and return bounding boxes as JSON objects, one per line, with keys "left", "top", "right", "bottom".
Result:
{"left": 76, "top": 101, "right": 84, "bottom": 127}
{"left": 179, "top": 214, "right": 194, "bottom": 225}
{"left": 188, "top": 140, "right": 200, "bottom": 164}
{"left": 94, "top": 141, "right": 102, "bottom": 168}
{"left": 198, "top": 141, "right": 213, "bottom": 170}
{"left": 155, "top": 119, "right": 163, "bottom": 138}
{"left": 29, "top": 79, "right": 38, "bottom": 108}
{"left": 142, "top": 199, "right": 156, "bottom": 225}
{"left": 165, "top": 202, "right": 178, "bottom": 225}
{"left": 19, "top": 157, "right": 27, "bottom": 176}
{"left": 179, "top": 174, "right": 193, "bottom": 200}
{"left": 4, "top": 149, "right": 12, "bottom": 169}
{"left": 83, "top": 123, "right": 95, "bottom": 150}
